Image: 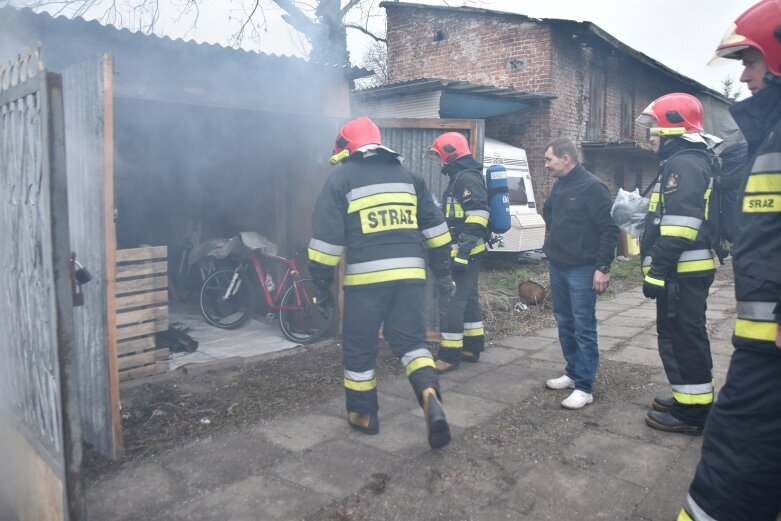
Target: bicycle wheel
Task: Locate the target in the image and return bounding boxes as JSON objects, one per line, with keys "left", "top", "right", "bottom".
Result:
{"left": 199, "top": 269, "right": 255, "bottom": 329}
{"left": 278, "top": 278, "right": 334, "bottom": 344}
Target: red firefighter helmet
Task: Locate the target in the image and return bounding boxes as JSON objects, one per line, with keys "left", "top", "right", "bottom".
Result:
{"left": 428, "top": 132, "right": 472, "bottom": 166}
{"left": 330, "top": 116, "right": 382, "bottom": 164}
{"left": 710, "top": 0, "right": 781, "bottom": 77}
{"left": 635, "top": 93, "right": 704, "bottom": 135}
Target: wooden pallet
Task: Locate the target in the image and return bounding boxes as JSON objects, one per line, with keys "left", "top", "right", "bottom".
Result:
{"left": 115, "top": 245, "right": 170, "bottom": 382}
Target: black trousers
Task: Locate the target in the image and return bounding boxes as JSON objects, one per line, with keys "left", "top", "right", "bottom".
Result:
{"left": 656, "top": 274, "right": 714, "bottom": 426}
{"left": 686, "top": 346, "right": 781, "bottom": 521}
{"left": 342, "top": 283, "right": 440, "bottom": 414}
{"left": 438, "top": 255, "right": 484, "bottom": 364}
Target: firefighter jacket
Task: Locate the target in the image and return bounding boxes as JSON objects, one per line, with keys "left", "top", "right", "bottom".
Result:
{"left": 441, "top": 157, "right": 489, "bottom": 262}
{"left": 640, "top": 140, "right": 716, "bottom": 287}
{"left": 728, "top": 84, "right": 781, "bottom": 352}
{"left": 307, "top": 150, "right": 452, "bottom": 288}
{"left": 542, "top": 164, "right": 618, "bottom": 270}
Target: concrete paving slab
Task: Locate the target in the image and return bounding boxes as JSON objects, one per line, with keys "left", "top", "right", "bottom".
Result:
{"left": 618, "top": 307, "right": 658, "bottom": 318}
{"left": 533, "top": 326, "right": 561, "bottom": 339}
{"left": 479, "top": 346, "right": 529, "bottom": 365}
{"left": 628, "top": 334, "right": 661, "bottom": 349}
{"left": 565, "top": 429, "right": 679, "bottom": 488}
{"left": 597, "top": 334, "right": 626, "bottom": 350}
{"left": 310, "top": 389, "right": 414, "bottom": 421}
{"left": 593, "top": 402, "right": 696, "bottom": 450}
{"left": 605, "top": 346, "right": 664, "bottom": 368}
{"left": 157, "top": 430, "right": 289, "bottom": 490}
{"left": 527, "top": 344, "right": 566, "bottom": 364}
{"left": 634, "top": 441, "right": 703, "bottom": 521}
{"left": 271, "top": 438, "right": 400, "bottom": 497}
{"left": 595, "top": 308, "right": 617, "bottom": 320}
{"left": 410, "top": 391, "right": 506, "bottom": 428}
{"left": 437, "top": 359, "right": 496, "bottom": 382}
{"left": 453, "top": 370, "right": 540, "bottom": 405}
{"left": 601, "top": 314, "right": 656, "bottom": 328}
{"left": 349, "top": 410, "right": 445, "bottom": 457}
{"left": 599, "top": 324, "right": 647, "bottom": 337}
{"left": 86, "top": 462, "right": 177, "bottom": 520}
{"left": 493, "top": 335, "right": 557, "bottom": 351}
{"left": 497, "top": 358, "right": 563, "bottom": 384}
{"left": 173, "top": 473, "right": 330, "bottom": 521}
{"left": 506, "top": 462, "right": 647, "bottom": 520}
{"left": 255, "top": 413, "right": 346, "bottom": 452}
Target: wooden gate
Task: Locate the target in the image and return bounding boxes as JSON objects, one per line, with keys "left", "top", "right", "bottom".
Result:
{"left": 0, "top": 52, "right": 84, "bottom": 520}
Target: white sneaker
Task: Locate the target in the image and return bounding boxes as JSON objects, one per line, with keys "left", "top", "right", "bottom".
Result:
{"left": 545, "top": 374, "right": 575, "bottom": 390}
{"left": 561, "top": 390, "right": 593, "bottom": 409}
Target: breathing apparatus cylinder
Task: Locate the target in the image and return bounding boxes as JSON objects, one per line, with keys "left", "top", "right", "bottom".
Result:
{"left": 485, "top": 164, "right": 511, "bottom": 234}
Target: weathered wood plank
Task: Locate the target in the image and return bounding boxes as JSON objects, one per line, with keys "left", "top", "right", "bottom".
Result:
{"left": 118, "top": 361, "right": 168, "bottom": 383}
{"left": 116, "top": 305, "right": 168, "bottom": 327}
{"left": 115, "top": 290, "right": 168, "bottom": 311}
{"left": 117, "top": 348, "right": 169, "bottom": 371}
{"left": 115, "top": 276, "right": 167, "bottom": 296}
{"left": 116, "top": 245, "right": 167, "bottom": 263}
{"left": 116, "top": 336, "right": 155, "bottom": 356}
{"left": 116, "top": 319, "right": 169, "bottom": 341}
{"left": 115, "top": 261, "right": 167, "bottom": 279}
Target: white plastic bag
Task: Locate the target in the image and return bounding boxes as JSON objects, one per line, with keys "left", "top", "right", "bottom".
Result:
{"left": 611, "top": 188, "right": 649, "bottom": 238}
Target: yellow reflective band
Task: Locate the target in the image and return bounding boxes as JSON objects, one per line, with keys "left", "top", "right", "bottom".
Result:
{"left": 359, "top": 205, "right": 417, "bottom": 234}
{"left": 344, "top": 378, "right": 377, "bottom": 392}
{"left": 650, "top": 192, "right": 661, "bottom": 202}
{"left": 677, "top": 509, "right": 694, "bottom": 521}
{"left": 348, "top": 192, "right": 417, "bottom": 213}
{"left": 648, "top": 201, "right": 658, "bottom": 212}
{"left": 308, "top": 248, "right": 341, "bottom": 266}
{"left": 704, "top": 187, "right": 712, "bottom": 220}
{"left": 672, "top": 390, "right": 714, "bottom": 405}
{"left": 660, "top": 225, "right": 698, "bottom": 240}
{"left": 735, "top": 318, "right": 777, "bottom": 342}
{"left": 425, "top": 232, "right": 452, "bottom": 249}
{"left": 404, "top": 356, "right": 436, "bottom": 376}
{"left": 452, "top": 255, "right": 469, "bottom": 264}
{"left": 465, "top": 215, "right": 489, "bottom": 228}
{"left": 440, "top": 338, "right": 463, "bottom": 348}
{"left": 642, "top": 266, "right": 650, "bottom": 275}
{"left": 343, "top": 267, "right": 426, "bottom": 286}
{"left": 463, "top": 327, "right": 484, "bottom": 337}
{"left": 745, "top": 173, "right": 781, "bottom": 193}
{"left": 677, "top": 258, "right": 716, "bottom": 274}
{"left": 446, "top": 203, "right": 464, "bottom": 218}
{"left": 742, "top": 194, "right": 781, "bottom": 213}
{"left": 644, "top": 275, "right": 665, "bottom": 287}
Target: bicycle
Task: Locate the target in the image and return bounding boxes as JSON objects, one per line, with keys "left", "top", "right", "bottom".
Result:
{"left": 198, "top": 242, "right": 334, "bottom": 344}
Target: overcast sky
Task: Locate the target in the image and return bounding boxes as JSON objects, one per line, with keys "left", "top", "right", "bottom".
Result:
{"left": 24, "top": 0, "right": 757, "bottom": 97}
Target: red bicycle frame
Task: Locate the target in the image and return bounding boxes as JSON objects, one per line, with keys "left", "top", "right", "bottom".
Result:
{"left": 246, "top": 250, "right": 307, "bottom": 312}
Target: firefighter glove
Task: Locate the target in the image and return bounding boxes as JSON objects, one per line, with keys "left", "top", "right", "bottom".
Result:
{"left": 642, "top": 281, "right": 664, "bottom": 300}
{"left": 313, "top": 286, "right": 333, "bottom": 316}
{"left": 451, "top": 255, "right": 469, "bottom": 277}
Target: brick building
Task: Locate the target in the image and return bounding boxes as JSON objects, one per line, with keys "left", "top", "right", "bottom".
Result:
{"left": 365, "top": 2, "right": 741, "bottom": 205}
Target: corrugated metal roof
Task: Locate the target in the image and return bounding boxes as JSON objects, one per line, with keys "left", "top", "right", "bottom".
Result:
{"left": 0, "top": 6, "right": 371, "bottom": 79}
{"left": 354, "top": 78, "right": 556, "bottom": 104}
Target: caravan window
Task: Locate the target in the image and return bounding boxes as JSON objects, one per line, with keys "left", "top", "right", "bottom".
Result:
{"left": 507, "top": 176, "right": 528, "bottom": 205}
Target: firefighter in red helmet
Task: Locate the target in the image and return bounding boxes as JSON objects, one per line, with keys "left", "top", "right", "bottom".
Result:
{"left": 635, "top": 93, "right": 722, "bottom": 435}
{"left": 428, "top": 132, "right": 490, "bottom": 372}
{"left": 680, "top": 1, "right": 781, "bottom": 519}
{"left": 308, "top": 116, "right": 452, "bottom": 449}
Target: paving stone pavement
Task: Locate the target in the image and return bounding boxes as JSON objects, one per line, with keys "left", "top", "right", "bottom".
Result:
{"left": 86, "top": 282, "right": 739, "bottom": 521}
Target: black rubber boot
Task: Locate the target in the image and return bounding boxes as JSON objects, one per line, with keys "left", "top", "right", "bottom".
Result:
{"left": 652, "top": 396, "right": 674, "bottom": 413}
{"left": 645, "top": 410, "right": 703, "bottom": 435}
{"left": 461, "top": 351, "right": 480, "bottom": 363}
{"left": 347, "top": 412, "right": 379, "bottom": 435}
{"left": 422, "top": 388, "right": 451, "bottom": 449}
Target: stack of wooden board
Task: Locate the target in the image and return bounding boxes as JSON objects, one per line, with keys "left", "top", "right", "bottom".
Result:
{"left": 115, "top": 245, "right": 169, "bottom": 382}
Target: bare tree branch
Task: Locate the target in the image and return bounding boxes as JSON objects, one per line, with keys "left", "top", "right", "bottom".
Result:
{"left": 344, "top": 22, "right": 384, "bottom": 43}
{"left": 269, "top": 0, "right": 316, "bottom": 37}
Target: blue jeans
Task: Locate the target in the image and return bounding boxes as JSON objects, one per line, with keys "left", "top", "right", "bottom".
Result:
{"left": 549, "top": 263, "right": 599, "bottom": 394}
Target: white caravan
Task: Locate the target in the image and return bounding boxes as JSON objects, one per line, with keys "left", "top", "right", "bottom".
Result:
{"left": 482, "top": 138, "right": 546, "bottom": 253}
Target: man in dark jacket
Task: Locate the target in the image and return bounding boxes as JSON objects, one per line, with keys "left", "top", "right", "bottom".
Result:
{"left": 542, "top": 137, "right": 619, "bottom": 409}
{"left": 679, "top": 1, "right": 781, "bottom": 518}
{"left": 635, "top": 93, "right": 721, "bottom": 435}
{"left": 428, "top": 132, "right": 490, "bottom": 372}
{"left": 308, "top": 116, "right": 452, "bottom": 449}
